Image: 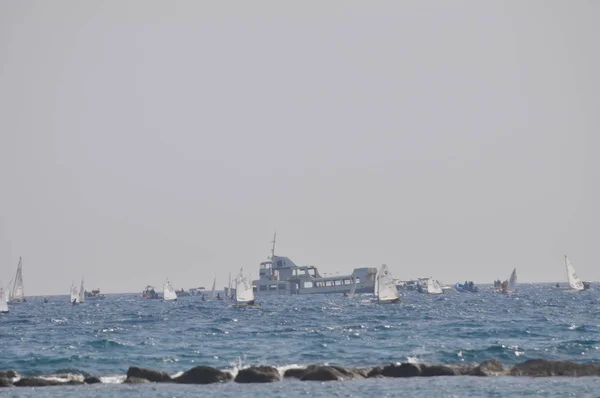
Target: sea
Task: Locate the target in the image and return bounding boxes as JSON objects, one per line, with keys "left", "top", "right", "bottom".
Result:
{"left": 1, "top": 284, "right": 600, "bottom": 397}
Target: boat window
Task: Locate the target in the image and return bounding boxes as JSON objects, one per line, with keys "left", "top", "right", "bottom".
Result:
{"left": 308, "top": 269, "right": 316, "bottom": 276}
{"left": 259, "top": 285, "right": 267, "bottom": 291}
{"left": 303, "top": 281, "right": 313, "bottom": 289}
{"left": 325, "top": 281, "right": 332, "bottom": 287}
{"left": 278, "top": 284, "right": 286, "bottom": 290}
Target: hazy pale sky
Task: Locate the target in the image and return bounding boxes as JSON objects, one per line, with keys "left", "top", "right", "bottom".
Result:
{"left": 1, "top": 1, "right": 598, "bottom": 295}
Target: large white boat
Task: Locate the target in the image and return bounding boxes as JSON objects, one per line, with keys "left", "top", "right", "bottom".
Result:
{"left": 230, "top": 234, "right": 378, "bottom": 296}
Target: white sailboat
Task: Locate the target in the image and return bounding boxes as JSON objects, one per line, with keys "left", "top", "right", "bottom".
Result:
{"left": 227, "top": 272, "right": 232, "bottom": 298}
{"left": 9, "top": 257, "right": 25, "bottom": 303}
{"left": 234, "top": 268, "right": 256, "bottom": 305}
{"left": 564, "top": 255, "right": 584, "bottom": 290}
{"left": 375, "top": 264, "right": 400, "bottom": 303}
{"left": 70, "top": 281, "right": 79, "bottom": 304}
{"left": 79, "top": 277, "right": 85, "bottom": 303}
{"left": 163, "top": 279, "right": 177, "bottom": 301}
{"left": 0, "top": 284, "right": 8, "bottom": 313}
{"left": 505, "top": 268, "right": 517, "bottom": 293}
{"left": 426, "top": 278, "right": 443, "bottom": 295}
{"left": 211, "top": 275, "right": 217, "bottom": 299}
{"left": 349, "top": 274, "right": 357, "bottom": 296}
{"left": 5, "top": 278, "right": 12, "bottom": 303}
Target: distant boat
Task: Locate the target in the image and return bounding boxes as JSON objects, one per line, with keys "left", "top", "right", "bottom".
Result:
{"left": 141, "top": 285, "right": 160, "bottom": 299}
{"left": 70, "top": 281, "right": 79, "bottom": 305}
{"left": 85, "top": 288, "right": 105, "bottom": 300}
{"left": 455, "top": 282, "right": 478, "bottom": 293}
{"left": 426, "top": 278, "right": 443, "bottom": 295}
{"left": 163, "top": 279, "right": 177, "bottom": 301}
{"left": 0, "top": 283, "right": 8, "bottom": 313}
{"left": 555, "top": 255, "right": 589, "bottom": 291}
{"left": 79, "top": 277, "right": 85, "bottom": 303}
{"left": 234, "top": 268, "right": 257, "bottom": 306}
{"left": 374, "top": 264, "right": 400, "bottom": 304}
{"left": 8, "top": 257, "right": 26, "bottom": 303}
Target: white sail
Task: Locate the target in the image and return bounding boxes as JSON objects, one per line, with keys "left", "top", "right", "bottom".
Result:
{"left": 235, "top": 268, "right": 254, "bottom": 303}
{"left": 6, "top": 277, "right": 13, "bottom": 302}
{"left": 426, "top": 278, "right": 443, "bottom": 295}
{"left": 10, "top": 257, "right": 25, "bottom": 302}
{"left": 507, "top": 268, "right": 518, "bottom": 292}
{"left": 211, "top": 275, "right": 216, "bottom": 299}
{"left": 163, "top": 279, "right": 177, "bottom": 301}
{"left": 70, "top": 281, "right": 79, "bottom": 303}
{"left": 0, "top": 284, "right": 8, "bottom": 313}
{"left": 376, "top": 264, "right": 400, "bottom": 302}
{"left": 79, "top": 277, "right": 85, "bottom": 303}
{"left": 348, "top": 274, "right": 357, "bottom": 296}
{"left": 227, "top": 272, "right": 232, "bottom": 297}
{"left": 565, "top": 255, "right": 584, "bottom": 290}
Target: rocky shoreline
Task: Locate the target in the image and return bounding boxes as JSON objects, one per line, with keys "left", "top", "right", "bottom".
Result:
{"left": 2, "top": 359, "right": 600, "bottom": 387}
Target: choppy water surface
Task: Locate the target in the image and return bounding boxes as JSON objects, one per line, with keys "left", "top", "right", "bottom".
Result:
{"left": 1, "top": 284, "right": 600, "bottom": 397}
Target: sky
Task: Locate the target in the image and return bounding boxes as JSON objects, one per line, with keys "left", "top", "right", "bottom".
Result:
{"left": 0, "top": 1, "right": 598, "bottom": 296}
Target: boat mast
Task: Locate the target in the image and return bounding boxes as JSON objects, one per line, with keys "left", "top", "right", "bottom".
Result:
{"left": 270, "top": 231, "right": 277, "bottom": 260}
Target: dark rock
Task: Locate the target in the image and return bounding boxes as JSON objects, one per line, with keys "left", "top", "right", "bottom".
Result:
{"left": 235, "top": 366, "right": 281, "bottom": 383}
{"left": 470, "top": 360, "right": 506, "bottom": 376}
{"left": 510, "top": 359, "right": 600, "bottom": 377}
{"left": 300, "top": 365, "right": 364, "bottom": 381}
{"left": 450, "top": 364, "right": 478, "bottom": 375}
{"left": 0, "top": 377, "right": 13, "bottom": 387}
{"left": 0, "top": 370, "right": 20, "bottom": 379}
{"left": 366, "top": 366, "right": 385, "bottom": 378}
{"left": 283, "top": 367, "right": 308, "bottom": 379}
{"left": 421, "top": 364, "right": 458, "bottom": 376}
{"left": 123, "top": 377, "right": 150, "bottom": 384}
{"left": 85, "top": 376, "right": 102, "bottom": 384}
{"left": 174, "top": 366, "right": 232, "bottom": 384}
{"left": 14, "top": 375, "right": 84, "bottom": 387}
{"left": 381, "top": 363, "right": 422, "bottom": 378}
{"left": 352, "top": 367, "right": 376, "bottom": 378}
{"left": 125, "top": 367, "right": 171, "bottom": 383}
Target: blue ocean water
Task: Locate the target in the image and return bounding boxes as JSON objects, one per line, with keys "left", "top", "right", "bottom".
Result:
{"left": 1, "top": 284, "right": 600, "bottom": 397}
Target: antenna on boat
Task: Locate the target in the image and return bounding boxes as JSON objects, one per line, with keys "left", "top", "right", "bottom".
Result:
{"left": 270, "top": 231, "right": 277, "bottom": 260}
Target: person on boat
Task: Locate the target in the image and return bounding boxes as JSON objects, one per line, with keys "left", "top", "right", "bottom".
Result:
{"left": 555, "top": 283, "right": 560, "bottom": 288}
{"left": 72, "top": 298, "right": 77, "bottom": 305}
{"left": 343, "top": 291, "right": 348, "bottom": 297}
{"left": 217, "top": 293, "right": 222, "bottom": 300}
{"left": 201, "top": 294, "right": 206, "bottom": 301}
{"left": 43, "top": 298, "right": 49, "bottom": 304}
